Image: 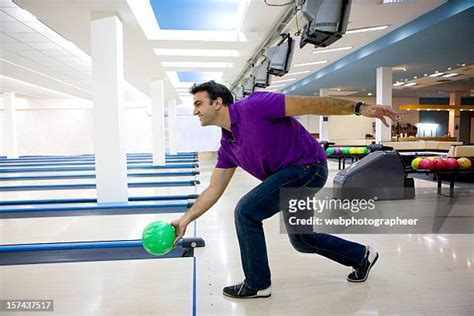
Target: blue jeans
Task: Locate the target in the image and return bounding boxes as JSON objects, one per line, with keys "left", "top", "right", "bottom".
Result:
{"left": 234, "top": 161, "right": 366, "bottom": 289}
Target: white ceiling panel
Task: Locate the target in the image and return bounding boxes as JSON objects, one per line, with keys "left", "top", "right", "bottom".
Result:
{"left": 0, "top": 10, "right": 14, "bottom": 21}
{"left": 1, "top": 41, "right": 30, "bottom": 50}
{"left": 16, "top": 49, "right": 44, "bottom": 57}
{"left": 0, "top": 0, "right": 17, "bottom": 8}
{"left": 0, "top": 21, "right": 32, "bottom": 32}
{"left": 27, "top": 42, "right": 60, "bottom": 50}
{"left": 29, "top": 55, "right": 58, "bottom": 63}
{"left": 0, "top": 49, "right": 17, "bottom": 58}
{"left": 1, "top": 7, "right": 36, "bottom": 21}
{"left": 0, "top": 32, "right": 17, "bottom": 42}
{"left": 8, "top": 31, "right": 48, "bottom": 42}
{"left": 41, "top": 48, "right": 69, "bottom": 57}
{"left": 55, "top": 56, "right": 82, "bottom": 64}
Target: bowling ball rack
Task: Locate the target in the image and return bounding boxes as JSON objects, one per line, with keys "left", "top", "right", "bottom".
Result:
{"left": 406, "top": 168, "right": 474, "bottom": 197}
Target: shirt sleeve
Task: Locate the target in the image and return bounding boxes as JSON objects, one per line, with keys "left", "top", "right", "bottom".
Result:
{"left": 215, "top": 145, "right": 237, "bottom": 169}
{"left": 247, "top": 91, "right": 286, "bottom": 120}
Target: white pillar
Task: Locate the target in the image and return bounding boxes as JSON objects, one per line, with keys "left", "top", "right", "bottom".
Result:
{"left": 2, "top": 92, "right": 19, "bottom": 159}
{"left": 375, "top": 67, "right": 393, "bottom": 143}
{"left": 319, "top": 88, "right": 330, "bottom": 141}
{"left": 448, "top": 92, "right": 460, "bottom": 140}
{"left": 91, "top": 14, "right": 128, "bottom": 203}
{"left": 167, "top": 99, "right": 177, "bottom": 155}
{"left": 151, "top": 79, "right": 166, "bottom": 165}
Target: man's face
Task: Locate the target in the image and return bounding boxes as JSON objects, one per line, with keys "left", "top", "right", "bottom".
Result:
{"left": 193, "top": 91, "right": 221, "bottom": 126}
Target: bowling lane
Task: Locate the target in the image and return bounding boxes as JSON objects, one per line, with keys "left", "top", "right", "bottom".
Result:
{"left": 0, "top": 213, "right": 195, "bottom": 245}
{"left": 1, "top": 258, "right": 195, "bottom": 315}
{"left": 0, "top": 186, "right": 200, "bottom": 200}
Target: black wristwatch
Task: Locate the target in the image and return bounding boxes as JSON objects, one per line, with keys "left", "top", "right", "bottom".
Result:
{"left": 354, "top": 101, "right": 365, "bottom": 116}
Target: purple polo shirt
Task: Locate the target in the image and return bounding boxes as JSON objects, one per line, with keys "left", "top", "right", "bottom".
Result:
{"left": 216, "top": 91, "right": 327, "bottom": 180}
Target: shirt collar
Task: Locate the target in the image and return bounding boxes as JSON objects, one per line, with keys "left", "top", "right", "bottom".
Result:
{"left": 222, "top": 103, "right": 238, "bottom": 142}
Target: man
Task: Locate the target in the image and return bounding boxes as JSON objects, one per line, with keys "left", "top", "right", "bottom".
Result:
{"left": 171, "top": 81, "right": 397, "bottom": 299}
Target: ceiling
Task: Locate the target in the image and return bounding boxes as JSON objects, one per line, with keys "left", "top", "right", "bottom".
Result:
{"left": 0, "top": 0, "right": 471, "bottom": 103}
{"left": 282, "top": 0, "right": 473, "bottom": 98}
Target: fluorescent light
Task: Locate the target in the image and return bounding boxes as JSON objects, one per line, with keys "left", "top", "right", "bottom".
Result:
{"left": 294, "top": 60, "right": 328, "bottom": 67}
{"left": 404, "top": 82, "right": 417, "bottom": 86}
{"left": 271, "top": 78, "right": 296, "bottom": 84}
{"left": 313, "top": 46, "right": 352, "bottom": 54}
{"left": 161, "top": 62, "right": 234, "bottom": 68}
{"left": 367, "top": 93, "right": 373, "bottom": 96}
{"left": 154, "top": 49, "right": 240, "bottom": 57}
{"left": 267, "top": 84, "right": 286, "bottom": 88}
{"left": 442, "top": 73, "right": 459, "bottom": 78}
{"left": 126, "top": 0, "right": 160, "bottom": 38}
{"left": 284, "top": 70, "right": 310, "bottom": 76}
{"left": 382, "top": 0, "right": 415, "bottom": 4}
{"left": 429, "top": 72, "right": 445, "bottom": 77}
{"left": 346, "top": 25, "right": 389, "bottom": 34}
{"left": 393, "top": 82, "right": 405, "bottom": 86}
{"left": 236, "top": 0, "right": 251, "bottom": 32}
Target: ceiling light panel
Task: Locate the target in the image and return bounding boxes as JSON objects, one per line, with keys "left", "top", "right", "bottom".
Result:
{"left": 161, "top": 61, "right": 234, "bottom": 68}
{"left": 313, "top": 46, "right": 352, "bottom": 54}
{"left": 154, "top": 48, "right": 240, "bottom": 57}
{"left": 294, "top": 60, "right": 328, "bottom": 67}
{"left": 346, "top": 25, "right": 389, "bottom": 34}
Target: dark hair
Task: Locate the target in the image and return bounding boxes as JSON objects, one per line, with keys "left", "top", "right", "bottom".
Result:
{"left": 189, "top": 80, "right": 233, "bottom": 106}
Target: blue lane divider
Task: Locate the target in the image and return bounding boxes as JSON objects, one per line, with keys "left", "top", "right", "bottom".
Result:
{"left": 0, "top": 159, "right": 198, "bottom": 168}
{"left": 0, "top": 171, "right": 199, "bottom": 181}
{"left": 0, "top": 240, "right": 143, "bottom": 252}
{"left": 0, "top": 164, "right": 198, "bottom": 173}
{"left": 0, "top": 199, "right": 191, "bottom": 213}
{"left": 0, "top": 180, "right": 200, "bottom": 191}
{"left": 0, "top": 200, "right": 195, "bottom": 219}
{"left": 0, "top": 157, "right": 197, "bottom": 164}
{"left": 0, "top": 153, "right": 197, "bottom": 162}
{"left": 0, "top": 194, "right": 199, "bottom": 206}
{"left": 0, "top": 238, "right": 205, "bottom": 253}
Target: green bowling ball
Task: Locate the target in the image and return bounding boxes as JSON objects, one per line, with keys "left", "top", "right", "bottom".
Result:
{"left": 342, "top": 147, "right": 350, "bottom": 154}
{"left": 326, "top": 147, "right": 335, "bottom": 155}
{"left": 142, "top": 221, "right": 176, "bottom": 256}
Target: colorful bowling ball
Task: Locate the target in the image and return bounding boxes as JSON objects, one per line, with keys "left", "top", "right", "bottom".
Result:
{"left": 342, "top": 147, "right": 350, "bottom": 154}
{"left": 361, "top": 147, "right": 369, "bottom": 154}
{"left": 444, "top": 158, "right": 460, "bottom": 170}
{"left": 334, "top": 147, "right": 342, "bottom": 155}
{"left": 411, "top": 157, "right": 423, "bottom": 170}
{"left": 432, "top": 158, "right": 447, "bottom": 171}
{"left": 357, "top": 147, "right": 366, "bottom": 154}
{"left": 325, "top": 147, "right": 335, "bottom": 155}
{"left": 457, "top": 157, "right": 472, "bottom": 169}
{"left": 349, "top": 147, "right": 358, "bottom": 154}
{"left": 418, "top": 159, "right": 433, "bottom": 170}
{"left": 142, "top": 221, "right": 176, "bottom": 256}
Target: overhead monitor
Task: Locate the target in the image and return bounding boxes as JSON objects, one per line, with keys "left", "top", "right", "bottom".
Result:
{"left": 300, "top": 0, "right": 351, "bottom": 48}
{"left": 265, "top": 35, "right": 295, "bottom": 77}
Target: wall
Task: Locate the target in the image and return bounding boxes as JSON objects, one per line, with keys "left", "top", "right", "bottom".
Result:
{"left": 1, "top": 97, "right": 220, "bottom": 156}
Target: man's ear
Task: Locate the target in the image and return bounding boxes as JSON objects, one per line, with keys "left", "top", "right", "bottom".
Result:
{"left": 214, "top": 97, "right": 224, "bottom": 111}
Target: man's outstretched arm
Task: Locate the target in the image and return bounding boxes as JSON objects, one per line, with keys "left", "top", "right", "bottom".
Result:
{"left": 285, "top": 95, "right": 398, "bottom": 127}
{"left": 171, "top": 167, "right": 236, "bottom": 245}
